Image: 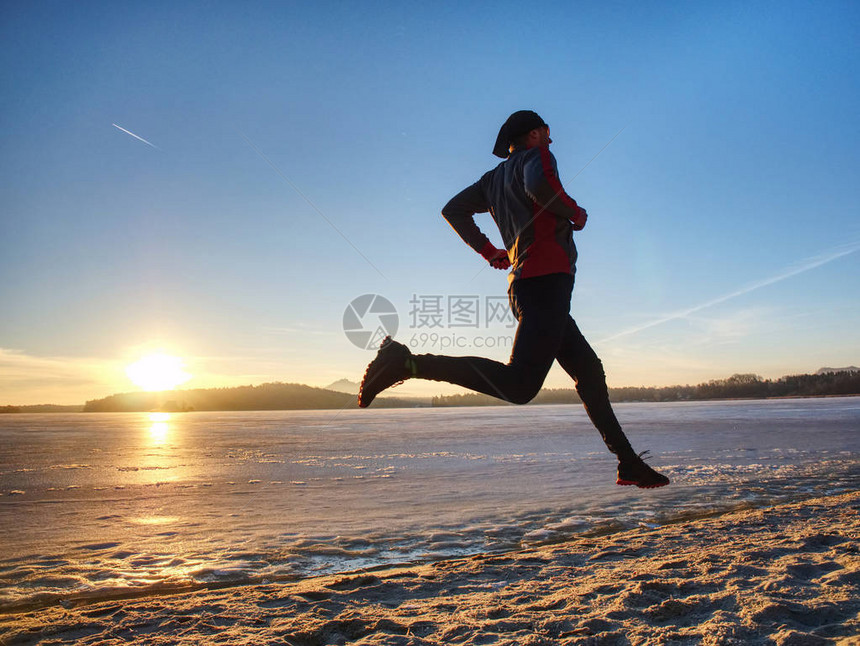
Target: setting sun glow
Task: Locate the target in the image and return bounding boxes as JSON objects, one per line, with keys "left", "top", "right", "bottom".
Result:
{"left": 126, "top": 353, "right": 191, "bottom": 391}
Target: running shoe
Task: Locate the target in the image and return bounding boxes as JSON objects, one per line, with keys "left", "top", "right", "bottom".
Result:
{"left": 617, "top": 451, "right": 670, "bottom": 488}
{"left": 358, "top": 336, "right": 413, "bottom": 408}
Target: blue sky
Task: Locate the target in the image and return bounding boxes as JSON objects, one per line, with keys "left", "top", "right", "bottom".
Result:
{"left": 2, "top": 1, "right": 858, "bottom": 404}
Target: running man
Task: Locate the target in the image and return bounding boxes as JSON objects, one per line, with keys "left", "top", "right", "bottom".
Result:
{"left": 359, "top": 110, "right": 669, "bottom": 489}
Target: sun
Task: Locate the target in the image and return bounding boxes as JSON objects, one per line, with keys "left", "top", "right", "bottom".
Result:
{"left": 126, "top": 353, "right": 192, "bottom": 392}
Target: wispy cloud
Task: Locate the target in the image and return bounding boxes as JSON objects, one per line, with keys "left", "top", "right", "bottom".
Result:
{"left": 0, "top": 348, "right": 123, "bottom": 405}
{"left": 112, "top": 123, "right": 160, "bottom": 149}
{"left": 679, "top": 307, "right": 772, "bottom": 346}
{"left": 598, "top": 241, "right": 860, "bottom": 344}
{"left": 0, "top": 348, "right": 306, "bottom": 405}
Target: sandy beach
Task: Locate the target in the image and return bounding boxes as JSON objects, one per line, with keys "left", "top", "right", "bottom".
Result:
{"left": 1, "top": 491, "right": 857, "bottom": 645}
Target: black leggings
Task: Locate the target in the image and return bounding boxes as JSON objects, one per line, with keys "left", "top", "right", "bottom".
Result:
{"left": 414, "top": 272, "right": 635, "bottom": 459}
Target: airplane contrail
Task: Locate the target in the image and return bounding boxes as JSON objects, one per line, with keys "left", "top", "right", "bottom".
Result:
{"left": 598, "top": 241, "right": 860, "bottom": 344}
{"left": 112, "top": 123, "right": 159, "bottom": 149}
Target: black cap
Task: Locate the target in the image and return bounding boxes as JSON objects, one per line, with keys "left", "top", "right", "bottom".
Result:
{"left": 492, "top": 110, "right": 547, "bottom": 158}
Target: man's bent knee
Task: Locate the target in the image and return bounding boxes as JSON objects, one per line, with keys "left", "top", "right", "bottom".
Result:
{"left": 508, "top": 380, "right": 543, "bottom": 405}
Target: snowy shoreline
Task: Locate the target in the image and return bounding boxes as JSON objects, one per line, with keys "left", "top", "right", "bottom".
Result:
{"left": 2, "top": 490, "right": 857, "bottom": 645}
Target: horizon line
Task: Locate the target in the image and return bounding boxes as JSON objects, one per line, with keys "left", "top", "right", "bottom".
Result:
{"left": 5, "top": 365, "right": 858, "bottom": 408}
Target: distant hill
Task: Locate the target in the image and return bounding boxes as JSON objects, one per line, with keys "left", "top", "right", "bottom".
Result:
{"left": 83, "top": 382, "right": 427, "bottom": 412}
{"left": 324, "top": 378, "right": 360, "bottom": 394}
{"left": 816, "top": 366, "right": 859, "bottom": 375}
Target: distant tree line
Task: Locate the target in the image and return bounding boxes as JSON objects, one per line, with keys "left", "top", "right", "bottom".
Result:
{"left": 82, "top": 382, "right": 419, "bottom": 413}
{"left": 431, "top": 370, "right": 860, "bottom": 407}
{"left": 610, "top": 371, "right": 860, "bottom": 402}
{"left": 4, "top": 369, "right": 858, "bottom": 413}
{"left": 0, "top": 404, "right": 83, "bottom": 414}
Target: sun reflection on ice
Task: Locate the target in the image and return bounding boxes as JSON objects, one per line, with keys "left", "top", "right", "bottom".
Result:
{"left": 148, "top": 412, "right": 171, "bottom": 445}
{"left": 129, "top": 515, "right": 180, "bottom": 525}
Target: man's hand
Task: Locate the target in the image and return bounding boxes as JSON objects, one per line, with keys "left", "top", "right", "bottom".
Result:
{"left": 572, "top": 207, "right": 587, "bottom": 231}
{"left": 480, "top": 242, "right": 511, "bottom": 270}
{"left": 489, "top": 249, "right": 511, "bottom": 270}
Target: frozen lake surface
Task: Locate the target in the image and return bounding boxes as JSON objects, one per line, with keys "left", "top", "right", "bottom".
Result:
{"left": 1, "top": 397, "right": 858, "bottom": 610}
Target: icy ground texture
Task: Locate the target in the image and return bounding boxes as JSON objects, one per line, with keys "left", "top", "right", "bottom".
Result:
{"left": 1, "top": 398, "right": 858, "bottom": 610}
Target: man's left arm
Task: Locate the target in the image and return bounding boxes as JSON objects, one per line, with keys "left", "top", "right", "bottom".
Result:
{"left": 523, "top": 147, "right": 587, "bottom": 230}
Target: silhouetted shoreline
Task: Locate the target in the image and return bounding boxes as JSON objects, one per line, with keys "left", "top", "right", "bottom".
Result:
{"left": 2, "top": 369, "right": 857, "bottom": 413}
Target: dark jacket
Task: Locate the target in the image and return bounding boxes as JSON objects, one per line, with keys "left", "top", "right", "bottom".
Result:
{"left": 441, "top": 145, "right": 587, "bottom": 283}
